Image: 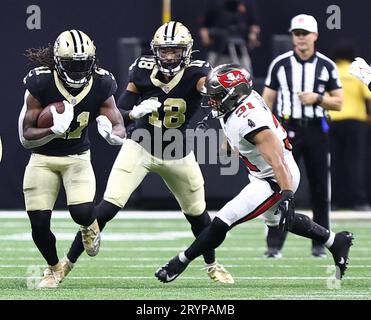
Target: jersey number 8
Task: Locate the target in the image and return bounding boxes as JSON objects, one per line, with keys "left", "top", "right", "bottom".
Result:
{"left": 149, "top": 98, "right": 186, "bottom": 129}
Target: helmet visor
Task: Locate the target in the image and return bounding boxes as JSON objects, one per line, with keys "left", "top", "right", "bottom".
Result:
{"left": 59, "top": 58, "right": 95, "bottom": 80}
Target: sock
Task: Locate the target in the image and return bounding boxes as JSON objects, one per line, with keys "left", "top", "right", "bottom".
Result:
{"left": 27, "top": 211, "right": 59, "bottom": 266}
{"left": 185, "top": 217, "right": 230, "bottom": 261}
{"left": 266, "top": 226, "right": 288, "bottom": 250}
{"left": 290, "top": 213, "right": 330, "bottom": 244}
{"left": 67, "top": 200, "right": 121, "bottom": 263}
{"left": 184, "top": 211, "right": 215, "bottom": 264}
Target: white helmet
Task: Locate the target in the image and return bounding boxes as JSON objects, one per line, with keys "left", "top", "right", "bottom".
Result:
{"left": 151, "top": 21, "right": 193, "bottom": 76}
{"left": 53, "top": 30, "right": 96, "bottom": 88}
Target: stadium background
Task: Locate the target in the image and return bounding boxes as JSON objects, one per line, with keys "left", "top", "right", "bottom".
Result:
{"left": 1, "top": 0, "right": 371, "bottom": 210}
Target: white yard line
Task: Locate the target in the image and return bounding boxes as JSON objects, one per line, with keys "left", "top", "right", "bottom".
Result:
{"left": 0, "top": 256, "right": 369, "bottom": 261}
{"left": 1, "top": 210, "right": 371, "bottom": 220}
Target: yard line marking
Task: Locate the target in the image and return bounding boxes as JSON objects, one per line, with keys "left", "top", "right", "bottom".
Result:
{"left": 1, "top": 210, "right": 371, "bottom": 220}
{"left": 1, "top": 256, "right": 370, "bottom": 262}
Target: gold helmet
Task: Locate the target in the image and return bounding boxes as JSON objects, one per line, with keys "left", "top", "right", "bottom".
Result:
{"left": 53, "top": 30, "right": 96, "bottom": 88}
{"left": 151, "top": 21, "right": 193, "bottom": 76}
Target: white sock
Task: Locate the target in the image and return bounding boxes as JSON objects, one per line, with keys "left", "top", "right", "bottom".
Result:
{"left": 325, "top": 231, "right": 336, "bottom": 248}
{"left": 178, "top": 252, "right": 190, "bottom": 264}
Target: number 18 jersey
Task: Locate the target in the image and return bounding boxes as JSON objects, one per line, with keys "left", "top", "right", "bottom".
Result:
{"left": 127, "top": 56, "right": 211, "bottom": 158}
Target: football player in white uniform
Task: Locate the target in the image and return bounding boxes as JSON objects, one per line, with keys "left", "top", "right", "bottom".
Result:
{"left": 155, "top": 64, "right": 354, "bottom": 282}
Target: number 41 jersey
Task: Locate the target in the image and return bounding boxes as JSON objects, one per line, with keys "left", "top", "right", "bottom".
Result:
{"left": 20, "top": 67, "right": 117, "bottom": 156}
{"left": 127, "top": 56, "right": 211, "bottom": 157}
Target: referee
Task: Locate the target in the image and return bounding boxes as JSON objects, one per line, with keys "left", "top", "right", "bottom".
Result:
{"left": 262, "top": 14, "right": 343, "bottom": 258}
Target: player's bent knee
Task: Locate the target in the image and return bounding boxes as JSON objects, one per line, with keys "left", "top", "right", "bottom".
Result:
{"left": 181, "top": 200, "right": 206, "bottom": 216}
{"left": 69, "top": 202, "right": 95, "bottom": 226}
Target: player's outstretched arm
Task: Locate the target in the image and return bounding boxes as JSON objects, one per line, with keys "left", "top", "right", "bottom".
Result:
{"left": 253, "top": 129, "right": 293, "bottom": 191}
{"left": 253, "top": 129, "right": 295, "bottom": 230}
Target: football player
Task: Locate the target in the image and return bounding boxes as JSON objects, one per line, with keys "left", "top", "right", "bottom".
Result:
{"left": 155, "top": 64, "right": 354, "bottom": 283}
{"left": 63, "top": 21, "right": 234, "bottom": 284}
{"left": 18, "top": 30, "right": 126, "bottom": 288}
{"left": 349, "top": 57, "right": 371, "bottom": 91}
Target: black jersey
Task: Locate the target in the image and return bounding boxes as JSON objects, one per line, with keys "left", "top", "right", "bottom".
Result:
{"left": 23, "top": 66, "right": 117, "bottom": 156}
{"left": 127, "top": 56, "right": 211, "bottom": 158}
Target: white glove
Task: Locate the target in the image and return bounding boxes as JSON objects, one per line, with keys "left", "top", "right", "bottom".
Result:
{"left": 349, "top": 57, "right": 371, "bottom": 86}
{"left": 50, "top": 100, "right": 74, "bottom": 135}
{"left": 96, "top": 115, "right": 124, "bottom": 145}
{"left": 130, "top": 99, "right": 161, "bottom": 120}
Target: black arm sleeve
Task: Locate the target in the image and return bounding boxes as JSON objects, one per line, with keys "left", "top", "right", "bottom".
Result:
{"left": 369, "top": 82, "right": 371, "bottom": 91}
{"left": 117, "top": 90, "right": 140, "bottom": 125}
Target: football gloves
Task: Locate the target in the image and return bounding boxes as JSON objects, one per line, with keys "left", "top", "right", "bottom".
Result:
{"left": 50, "top": 100, "right": 74, "bottom": 135}
{"left": 349, "top": 57, "right": 371, "bottom": 86}
{"left": 130, "top": 99, "right": 161, "bottom": 120}
{"left": 275, "top": 190, "right": 295, "bottom": 231}
{"left": 96, "top": 115, "right": 124, "bottom": 145}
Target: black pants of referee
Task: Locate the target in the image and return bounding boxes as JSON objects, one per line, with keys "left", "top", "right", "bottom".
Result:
{"left": 267, "top": 120, "right": 330, "bottom": 252}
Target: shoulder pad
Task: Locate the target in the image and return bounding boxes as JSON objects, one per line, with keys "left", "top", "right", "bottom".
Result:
{"left": 23, "top": 67, "right": 52, "bottom": 85}
{"left": 129, "top": 56, "right": 156, "bottom": 72}
{"left": 95, "top": 68, "right": 115, "bottom": 80}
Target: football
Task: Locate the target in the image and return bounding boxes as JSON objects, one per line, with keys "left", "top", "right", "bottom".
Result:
{"left": 37, "top": 102, "right": 65, "bottom": 128}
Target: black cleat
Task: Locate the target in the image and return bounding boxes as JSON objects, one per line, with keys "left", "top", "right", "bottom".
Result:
{"left": 155, "top": 256, "right": 188, "bottom": 283}
{"left": 329, "top": 231, "right": 354, "bottom": 279}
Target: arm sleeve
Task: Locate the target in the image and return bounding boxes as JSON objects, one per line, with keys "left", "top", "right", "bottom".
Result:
{"left": 117, "top": 90, "right": 141, "bottom": 126}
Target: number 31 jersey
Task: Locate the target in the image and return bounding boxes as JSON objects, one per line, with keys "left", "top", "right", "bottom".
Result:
{"left": 127, "top": 56, "right": 211, "bottom": 157}
{"left": 220, "top": 90, "right": 293, "bottom": 179}
{"left": 20, "top": 67, "right": 117, "bottom": 156}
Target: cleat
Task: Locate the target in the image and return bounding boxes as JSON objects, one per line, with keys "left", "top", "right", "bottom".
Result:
{"left": 204, "top": 262, "right": 234, "bottom": 284}
{"left": 155, "top": 255, "right": 188, "bottom": 283}
{"left": 37, "top": 262, "right": 63, "bottom": 289}
{"left": 60, "top": 256, "right": 74, "bottom": 282}
{"left": 264, "top": 248, "right": 282, "bottom": 258}
{"left": 329, "top": 231, "right": 354, "bottom": 279}
{"left": 80, "top": 219, "right": 101, "bottom": 256}
{"left": 312, "top": 245, "right": 326, "bottom": 258}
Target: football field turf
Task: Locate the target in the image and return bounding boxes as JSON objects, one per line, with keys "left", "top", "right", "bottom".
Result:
{"left": 0, "top": 212, "right": 370, "bottom": 300}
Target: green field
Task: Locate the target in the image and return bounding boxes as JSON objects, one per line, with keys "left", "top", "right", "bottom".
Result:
{"left": 0, "top": 213, "right": 370, "bottom": 300}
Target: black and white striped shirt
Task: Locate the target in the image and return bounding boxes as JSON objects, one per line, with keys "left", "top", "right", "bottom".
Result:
{"left": 265, "top": 50, "right": 341, "bottom": 119}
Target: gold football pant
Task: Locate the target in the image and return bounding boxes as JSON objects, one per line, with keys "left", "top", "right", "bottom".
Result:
{"left": 23, "top": 151, "right": 96, "bottom": 211}
{"left": 104, "top": 139, "right": 206, "bottom": 216}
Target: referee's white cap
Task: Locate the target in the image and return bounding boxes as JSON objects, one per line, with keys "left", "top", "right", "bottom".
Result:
{"left": 289, "top": 14, "right": 318, "bottom": 33}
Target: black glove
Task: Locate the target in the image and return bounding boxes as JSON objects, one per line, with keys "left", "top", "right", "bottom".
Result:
{"left": 275, "top": 190, "right": 295, "bottom": 231}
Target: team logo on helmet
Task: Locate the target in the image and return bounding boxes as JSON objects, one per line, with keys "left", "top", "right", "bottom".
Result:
{"left": 217, "top": 70, "right": 252, "bottom": 89}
